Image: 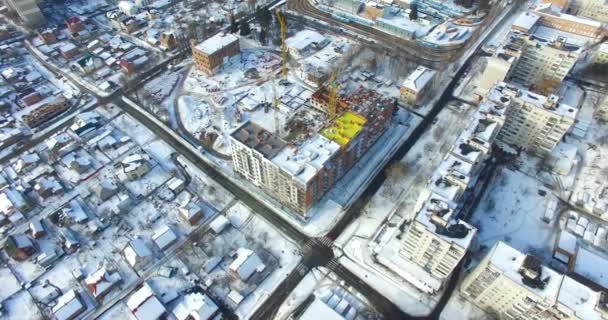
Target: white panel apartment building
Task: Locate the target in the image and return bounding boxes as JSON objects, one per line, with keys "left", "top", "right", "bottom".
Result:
{"left": 461, "top": 242, "right": 608, "bottom": 320}
{"left": 507, "top": 34, "right": 580, "bottom": 96}
{"left": 395, "top": 99, "right": 508, "bottom": 293}
{"left": 569, "top": 0, "right": 608, "bottom": 23}
{"left": 487, "top": 82, "right": 577, "bottom": 155}
{"left": 3, "top": 0, "right": 46, "bottom": 27}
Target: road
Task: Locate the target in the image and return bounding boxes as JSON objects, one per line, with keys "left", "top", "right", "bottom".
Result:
{"left": 14, "top": 0, "right": 519, "bottom": 318}
{"left": 113, "top": 40, "right": 477, "bottom": 317}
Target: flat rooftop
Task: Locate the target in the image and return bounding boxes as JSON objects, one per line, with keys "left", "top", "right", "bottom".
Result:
{"left": 490, "top": 82, "right": 578, "bottom": 119}
{"left": 285, "top": 29, "right": 327, "bottom": 51}
{"left": 489, "top": 242, "right": 563, "bottom": 302}
{"left": 271, "top": 134, "right": 340, "bottom": 184}
{"left": 195, "top": 33, "right": 239, "bottom": 55}
{"left": 320, "top": 111, "right": 366, "bottom": 146}
{"left": 512, "top": 12, "right": 539, "bottom": 31}
{"left": 415, "top": 193, "right": 476, "bottom": 249}
{"left": 231, "top": 121, "right": 286, "bottom": 159}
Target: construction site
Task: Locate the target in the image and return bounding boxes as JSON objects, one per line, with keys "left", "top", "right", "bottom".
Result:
{"left": 230, "top": 85, "right": 396, "bottom": 219}
{"left": 173, "top": 10, "right": 418, "bottom": 224}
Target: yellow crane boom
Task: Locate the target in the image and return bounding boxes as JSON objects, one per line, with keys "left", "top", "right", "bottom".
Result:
{"left": 275, "top": 9, "right": 288, "bottom": 79}
{"left": 328, "top": 71, "right": 339, "bottom": 119}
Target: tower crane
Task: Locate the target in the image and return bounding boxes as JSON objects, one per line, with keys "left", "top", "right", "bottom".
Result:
{"left": 275, "top": 9, "right": 288, "bottom": 79}
{"left": 328, "top": 71, "right": 339, "bottom": 119}
{"left": 272, "top": 73, "right": 281, "bottom": 135}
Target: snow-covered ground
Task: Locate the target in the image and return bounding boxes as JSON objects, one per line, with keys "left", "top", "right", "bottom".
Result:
{"left": 334, "top": 102, "right": 476, "bottom": 316}
{"left": 470, "top": 168, "right": 561, "bottom": 265}
{"left": 174, "top": 201, "right": 302, "bottom": 319}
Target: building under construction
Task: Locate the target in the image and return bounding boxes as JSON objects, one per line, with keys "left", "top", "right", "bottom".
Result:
{"left": 229, "top": 87, "right": 396, "bottom": 219}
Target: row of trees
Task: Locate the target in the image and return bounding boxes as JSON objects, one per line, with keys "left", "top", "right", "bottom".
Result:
{"left": 227, "top": 6, "right": 274, "bottom": 45}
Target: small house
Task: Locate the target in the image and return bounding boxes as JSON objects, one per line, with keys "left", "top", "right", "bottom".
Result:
{"left": 52, "top": 290, "right": 85, "bottom": 320}
{"left": 229, "top": 247, "right": 266, "bottom": 281}
{"left": 92, "top": 178, "right": 119, "bottom": 201}
{"left": 59, "top": 42, "right": 80, "bottom": 59}
{"left": 65, "top": 17, "right": 85, "bottom": 34}
{"left": 127, "top": 282, "right": 167, "bottom": 320}
{"left": 29, "top": 218, "right": 45, "bottom": 239}
{"left": 152, "top": 225, "right": 178, "bottom": 251}
{"left": 124, "top": 238, "right": 153, "bottom": 268}
{"left": 166, "top": 176, "right": 185, "bottom": 195}
{"left": 121, "top": 153, "right": 149, "bottom": 181}
{"left": 172, "top": 292, "right": 219, "bottom": 320}
{"left": 4, "top": 234, "right": 36, "bottom": 261}
{"left": 209, "top": 215, "right": 229, "bottom": 235}
{"left": 38, "top": 29, "right": 57, "bottom": 44}
{"left": 72, "top": 55, "right": 104, "bottom": 75}
{"left": 85, "top": 267, "right": 122, "bottom": 302}
{"left": 179, "top": 203, "right": 205, "bottom": 226}
{"left": 34, "top": 176, "right": 64, "bottom": 200}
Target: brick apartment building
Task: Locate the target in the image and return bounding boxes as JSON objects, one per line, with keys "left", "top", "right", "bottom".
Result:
{"left": 191, "top": 33, "right": 240, "bottom": 75}
{"left": 229, "top": 88, "right": 395, "bottom": 218}
{"left": 23, "top": 97, "right": 70, "bottom": 128}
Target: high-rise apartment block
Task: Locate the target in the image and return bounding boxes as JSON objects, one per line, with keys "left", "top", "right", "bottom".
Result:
{"left": 569, "top": 0, "right": 608, "bottom": 23}
{"left": 461, "top": 242, "right": 608, "bottom": 320}
{"left": 488, "top": 82, "right": 577, "bottom": 155}
{"left": 507, "top": 33, "right": 580, "bottom": 95}
{"left": 4, "top": 0, "right": 46, "bottom": 28}
{"left": 393, "top": 99, "right": 508, "bottom": 293}
{"left": 230, "top": 88, "right": 395, "bottom": 218}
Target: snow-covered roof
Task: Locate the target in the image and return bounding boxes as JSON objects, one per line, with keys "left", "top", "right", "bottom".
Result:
{"left": 209, "top": 215, "right": 229, "bottom": 234}
{"left": 573, "top": 247, "right": 608, "bottom": 289}
{"left": 490, "top": 82, "right": 578, "bottom": 119}
{"left": 271, "top": 134, "right": 340, "bottom": 184}
{"left": 402, "top": 66, "right": 436, "bottom": 92}
{"left": 376, "top": 16, "right": 432, "bottom": 38}
{"left": 172, "top": 292, "right": 219, "bottom": 320}
{"left": 195, "top": 33, "right": 239, "bottom": 56}
{"left": 0, "top": 192, "right": 14, "bottom": 215}
{"left": 85, "top": 267, "right": 122, "bottom": 298}
{"left": 229, "top": 247, "right": 266, "bottom": 281}
{"left": 415, "top": 193, "right": 476, "bottom": 249}
{"left": 557, "top": 276, "right": 603, "bottom": 320}
{"left": 512, "top": 12, "right": 539, "bottom": 31}
{"left": 166, "top": 177, "right": 185, "bottom": 191}
{"left": 299, "top": 297, "right": 345, "bottom": 320}
{"left": 152, "top": 225, "right": 177, "bottom": 250}
{"left": 534, "top": 3, "right": 602, "bottom": 28}
{"left": 490, "top": 242, "right": 563, "bottom": 301}
{"left": 124, "top": 238, "right": 152, "bottom": 266}
{"left": 285, "top": 29, "right": 327, "bottom": 52}
{"left": 60, "top": 42, "right": 77, "bottom": 53}
{"left": 52, "top": 290, "right": 85, "bottom": 320}
{"left": 556, "top": 231, "right": 578, "bottom": 254}
{"left": 127, "top": 283, "right": 166, "bottom": 320}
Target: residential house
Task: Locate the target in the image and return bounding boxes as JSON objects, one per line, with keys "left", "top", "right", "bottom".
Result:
{"left": 127, "top": 282, "right": 167, "bottom": 320}
{"left": 52, "top": 290, "right": 86, "bottom": 320}
{"left": 85, "top": 267, "right": 122, "bottom": 302}
{"left": 124, "top": 238, "right": 153, "bottom": 269}
{"left": 229, "top": 247, "right": 266, "bottom": 281}
{"left": 4, "top": 234, "right": 36, "bottom": 260}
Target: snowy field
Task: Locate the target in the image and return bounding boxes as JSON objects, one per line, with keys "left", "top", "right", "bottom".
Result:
{"left": 470, "top": 168, "right": 560, "bottom": 265}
